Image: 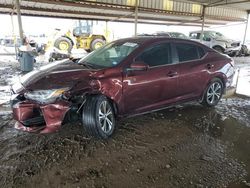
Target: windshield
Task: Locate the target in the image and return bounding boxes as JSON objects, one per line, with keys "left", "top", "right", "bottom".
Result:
{"left": 208, "top": 31, "right": 225, "bottom": 39}
{"left": 78, "top": 41, "right": 139, "bottom": 68}
{"left": 169, "top": 32, "right": 188, "bottom": 39}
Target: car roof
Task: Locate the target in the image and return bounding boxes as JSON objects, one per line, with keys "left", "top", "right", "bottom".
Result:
{"left": 113, "top": 36, "right": 213, "bottom": 52}
{"left": 190, "top": 30, "right": 217, "bottom": 34}
{"left": 115, "top": 36, "right": 204, "bottom": 46}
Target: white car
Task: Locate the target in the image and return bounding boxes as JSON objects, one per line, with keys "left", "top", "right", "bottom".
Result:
{"left": 189, "top": 31, "right": 241, "bottom": 56}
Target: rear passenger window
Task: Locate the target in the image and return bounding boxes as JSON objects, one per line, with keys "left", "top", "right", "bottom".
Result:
{"left": 197, "top": 46, "right": 206, "bottom": 58}
{"left": 136, "top": 43, "right": 172, "bottom": 67}
{"left": 175, "top": 43, "right": 199, "bottom": 62}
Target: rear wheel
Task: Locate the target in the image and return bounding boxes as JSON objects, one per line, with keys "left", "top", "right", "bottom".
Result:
{"left": 54, "top": 37, "right": 73, "bottom": 53}
{"left": 202, "top": 78, "right": 223, "bottom": 107}
{"left": 90, "top": 38, "right": 105, "bottom": 52}
{"left": 82, "top": 95, "right": 115, "bottom": 139}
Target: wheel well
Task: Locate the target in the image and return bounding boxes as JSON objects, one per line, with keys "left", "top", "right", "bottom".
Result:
{"left": 212, "top": 45, "right": 225, "bottom": 52}
{"left": 91, "top": 35, "right": 106, "bottom": 41}
{"left": 200, "top": 76, "right": 226, "bottom": 102}
{"left": 86, "top": 94, "right": 118, "bottom": 117}
{"left": 215, "top": 76, "right": 225, "bottom": 86}
{"left": 211, "top": 76, "right": 226, "bottom": 94}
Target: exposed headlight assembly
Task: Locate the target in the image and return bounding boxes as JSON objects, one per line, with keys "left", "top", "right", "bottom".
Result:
{"left": 24, "top": 88, "right": 69, "bottom": 104}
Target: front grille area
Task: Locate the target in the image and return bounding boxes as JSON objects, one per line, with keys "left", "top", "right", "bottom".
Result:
{"left": 21, "top": 116, "right": 45, "bottom": 127}
{"left": 231, "top": 42, "right": 240, "bottom": 47}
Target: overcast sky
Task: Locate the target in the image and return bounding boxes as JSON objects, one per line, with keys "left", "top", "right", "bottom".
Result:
{"left": 0, "top": 14, "right": 249, "bottom": 42}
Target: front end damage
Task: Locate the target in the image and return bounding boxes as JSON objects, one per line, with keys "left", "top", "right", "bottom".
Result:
{"left": 12, "top": 98, "right": 71, "bottom": 133}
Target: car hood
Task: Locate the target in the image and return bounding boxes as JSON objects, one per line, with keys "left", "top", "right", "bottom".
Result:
{"left": 13, "top": 60, "right": 97, "bottom": 93}
{"left": 212, "top": 36, "right": 240, "bottom": 44}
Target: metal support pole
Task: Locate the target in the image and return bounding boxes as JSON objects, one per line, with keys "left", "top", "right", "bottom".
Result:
{"left": 200, "top": 5, "right": 206, "bottom": 42}
{"left": 243, "top": 12, "right": 249, "bottom": 45}
{"left": 134, "top": 0, "right": 139, "bottom": 37}
{"left": 10, "top": 12, "right": 18, "bottom": 58}
{"left": 15, "top": 0, "right": 24, "bottom": 44}
{"left": 105, "top": 20, "right": 108, "bottom": 39}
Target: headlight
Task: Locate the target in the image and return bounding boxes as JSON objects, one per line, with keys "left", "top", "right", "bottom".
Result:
{"left": 24, "top": 88, "right": 69, "bottom": 104}
{"left": 12, "top": 82, "right": 25, "bottom": 94}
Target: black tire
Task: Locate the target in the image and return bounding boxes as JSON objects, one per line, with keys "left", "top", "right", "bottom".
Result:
{"left": 213, "top": 46, "right": 224, "bottom": 54}
{"left": 82, "top": 95, "right": 115, "bottom": 139}
{"left": 201, "top": 78, "right": 224, "bottom": 107}
{"left": 228, "top": 51, "right": 237, "bottom": 57}
{"left": 90, "top": 38, "right": 105, "bottom": 52}
{"left": 54, "top": 37, "right": 73, "bottom": 53}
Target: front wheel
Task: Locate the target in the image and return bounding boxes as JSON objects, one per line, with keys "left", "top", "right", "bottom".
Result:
{"left": 54, "top": 37, "right": 73, "bottom": 53}
{"left": 90, "top": 38, "right": 105, "bottom": 52}
{"left": 82, "top": 95, "right": 115, "bottom": 139}
{"left": 201, "top": 78, "right": 224, "bottom": 107}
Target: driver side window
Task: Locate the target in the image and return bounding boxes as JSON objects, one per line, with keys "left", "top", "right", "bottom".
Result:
{"left": 136, "top": 43, "right": 172, "bottom": 67}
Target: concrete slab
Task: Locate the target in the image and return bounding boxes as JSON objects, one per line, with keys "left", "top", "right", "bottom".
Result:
{"left": 236, "top": 65, "right": 250, "bottom": 97}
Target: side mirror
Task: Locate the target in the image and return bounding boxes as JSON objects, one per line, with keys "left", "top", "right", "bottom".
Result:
{"left": 127, "top": 61, "right": 149, "bottom": 72}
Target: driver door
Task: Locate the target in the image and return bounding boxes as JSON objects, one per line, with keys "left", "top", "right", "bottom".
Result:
{"left": 122, "top": 42, "right": 178, "bottom": 115}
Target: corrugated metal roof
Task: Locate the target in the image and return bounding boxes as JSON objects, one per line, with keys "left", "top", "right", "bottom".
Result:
{"left": 185, "top": 0, "right": 250, "bottom": 11}
{"left": 0, "top": 0, "right": 248, "bottom": 26}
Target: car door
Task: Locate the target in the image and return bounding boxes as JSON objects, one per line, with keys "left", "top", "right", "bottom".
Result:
{"left": 173, "top": 41, "right": 209, "bottom": 100}
{"left": 122, "top": 42, "right": 179, "bottom": 115}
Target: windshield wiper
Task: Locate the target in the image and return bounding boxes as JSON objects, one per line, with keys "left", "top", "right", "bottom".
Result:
{"left": 79, "top": 61, "right": 105, "bottom": 69}
{"left": 78, "top": 62, "right": 95, "bottom": 69}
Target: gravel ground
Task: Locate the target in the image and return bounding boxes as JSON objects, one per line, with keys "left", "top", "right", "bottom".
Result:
{"left": 0, "top": 56, "right": 249, "bottom": 188}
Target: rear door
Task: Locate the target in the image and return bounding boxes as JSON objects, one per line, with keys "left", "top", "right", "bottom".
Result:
{"left": 173, "top": 42, "right": 209, "bottom": 100}
{"left": 122, "top": 42, "right": 178, "bottom": 115}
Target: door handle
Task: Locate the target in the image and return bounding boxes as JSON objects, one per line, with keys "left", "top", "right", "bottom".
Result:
{"left": 206, "top": 64, "right": 214, "bottom": 69}
{"left": 167, "top": 71, "right": 178, "bottom": 77}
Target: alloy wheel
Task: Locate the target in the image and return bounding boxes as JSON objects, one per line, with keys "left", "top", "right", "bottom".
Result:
{"left": 98, "top": 101, "right": 114, "bottom": 133}
{"left": 59, "top": 41, "right": 69, "bottom": 51}
{"left": 206, "top": 82, "right": 222, "bottom": 105}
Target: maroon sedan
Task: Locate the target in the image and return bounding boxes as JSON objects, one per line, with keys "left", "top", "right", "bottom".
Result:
{"left": 11, "top": 37, "right": 235, "bottom": 138}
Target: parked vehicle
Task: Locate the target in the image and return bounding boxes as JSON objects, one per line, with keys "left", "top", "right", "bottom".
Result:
{"left": 53, "top": 20, "right": 112, "bottom": 53}
{"left": 241, "top": 41, "right": 250, "bottom": 56}
{"left": 189, "top": 30, "right": 241, "bottom": 56}
{"left": 11, "top": 37, "right": 235, "bottom": 138}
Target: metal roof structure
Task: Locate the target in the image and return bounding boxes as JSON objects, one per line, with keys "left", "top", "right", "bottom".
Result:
{"left": 187, "top": 0, "right": 250, "bottom": 11}
{"left": 0, "top": 0, "right": 249, "bottom": 27}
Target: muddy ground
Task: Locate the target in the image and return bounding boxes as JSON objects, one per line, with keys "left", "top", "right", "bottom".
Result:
{"left": 0, "top": 56, "right": 250, "bottom": 188}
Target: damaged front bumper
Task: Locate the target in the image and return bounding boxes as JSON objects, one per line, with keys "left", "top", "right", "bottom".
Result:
{"left": 224, "top": 46, "right": 241, "bottom": 55}
{"left": 12, "top": 100, "right": 71, "bottom": 133}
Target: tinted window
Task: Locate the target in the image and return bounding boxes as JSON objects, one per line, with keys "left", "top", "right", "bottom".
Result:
{"left": 137, "top": 43, "right": 172, "bottom": 67}
{"left": 189, "top": 33, "right": 200, "bottom": 39}
{"left": 197, "top": 46, "right": 206, "bottom": 58}
{"left": 175, "top": 43, "right": 199, "bottom": 62}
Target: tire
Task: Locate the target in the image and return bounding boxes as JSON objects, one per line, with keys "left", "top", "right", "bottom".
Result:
{"left": 201, "top": 78, "right": 224, "bottom": 107}
{"left": 228, "top": 51, "right": 237, "bottom": 57}
{"left": 213, "top": 46, "right": 224, "bottom": 54}
{"left": 54, "top": 37, "right": 73, "bottom": 53}
{"left": 82, "top": 95, "right": 115, "bottom": 139}
{"left": 90, "top": 38, "right": 105, "bottom": 52}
